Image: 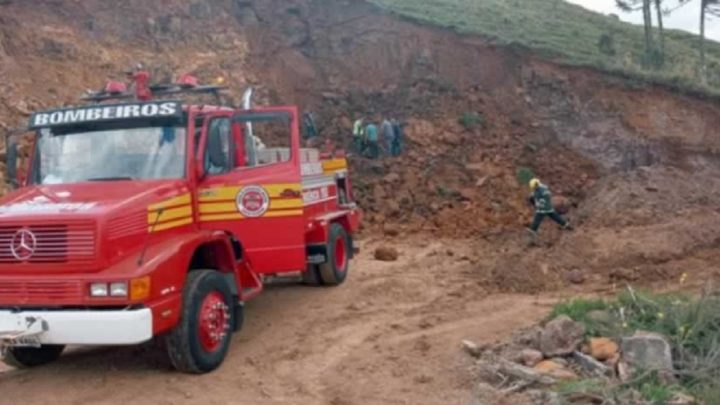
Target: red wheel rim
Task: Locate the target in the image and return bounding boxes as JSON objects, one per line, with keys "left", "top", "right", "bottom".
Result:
{"left": 198, "top": 291, "right": 229, "bottom": 353}
{"left": 335, "top": 235, "right": 347, "bottom": 272}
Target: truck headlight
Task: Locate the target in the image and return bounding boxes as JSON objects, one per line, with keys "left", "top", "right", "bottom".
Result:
{"left": 110, "top": 282, "right": 129, "bottom": 297}
{"left": 90, "top": 283, "right": 109, "bottom": 297}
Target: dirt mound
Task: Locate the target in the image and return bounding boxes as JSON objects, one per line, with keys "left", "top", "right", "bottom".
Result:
{"left": 485, "top": 166, "right": 720, "bottom": 293}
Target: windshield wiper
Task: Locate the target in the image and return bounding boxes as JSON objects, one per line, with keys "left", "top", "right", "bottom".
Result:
{"left": 86, "top": 177, "right": 135, "bottom": 182}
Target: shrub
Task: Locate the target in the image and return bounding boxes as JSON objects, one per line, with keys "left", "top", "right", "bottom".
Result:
{"left": 516, "top": 167, "right": 535, "bottom": 187}
{"left": 597, "top": 33, "right": 616, "bottom": 56}
{"left": 458, "top": 112, "right": 484, "bottom": 131}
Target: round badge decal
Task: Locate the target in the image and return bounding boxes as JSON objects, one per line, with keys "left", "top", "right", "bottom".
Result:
{"left": 236, "top": 185, "right": 270, "bottom": 217}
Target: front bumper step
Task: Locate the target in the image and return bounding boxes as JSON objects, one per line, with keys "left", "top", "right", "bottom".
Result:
{"left": 0, "top": 308, "right": 153, "bottom": 346}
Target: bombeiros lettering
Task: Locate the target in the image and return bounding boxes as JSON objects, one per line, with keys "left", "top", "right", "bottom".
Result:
{"left": 29, "top": 101, "right": 180, "bottom": 129}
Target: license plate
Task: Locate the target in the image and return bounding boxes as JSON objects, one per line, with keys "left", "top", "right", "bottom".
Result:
{"left": 0, "top": 315, "right": 47, "bottom": 348}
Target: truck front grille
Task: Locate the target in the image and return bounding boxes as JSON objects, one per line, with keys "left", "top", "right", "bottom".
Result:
{"left": 0, "top": 222, "right": 96, "bottom": 264}
{"left": 0, "top": 280, "right": 84, "bottom": 304}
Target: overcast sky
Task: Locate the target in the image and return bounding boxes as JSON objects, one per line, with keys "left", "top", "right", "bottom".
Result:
{"left": 567, "top": 0, "right": 720, "bottom": 42}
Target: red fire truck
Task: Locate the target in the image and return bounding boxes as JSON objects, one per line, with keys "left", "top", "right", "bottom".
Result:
{"left": 0, "top": 73, "right": 360, "bottom": 373}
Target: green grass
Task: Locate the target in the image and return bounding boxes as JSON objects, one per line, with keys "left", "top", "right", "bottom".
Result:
{"left": 550, "top": 289, "right": 720, "bottom": 403}
{"left": 549, "top": 298, "right": 608, "bottom": 335}
{"left": 370, "top": 0, "right": 720, "bottom": 95}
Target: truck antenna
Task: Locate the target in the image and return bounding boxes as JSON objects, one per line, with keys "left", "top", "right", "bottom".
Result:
{"left": 137, "top": 208, "right": 165, "bottom": 266}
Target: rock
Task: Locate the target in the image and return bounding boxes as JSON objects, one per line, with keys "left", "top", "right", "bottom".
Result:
{"left": 540, "top": 315, "right": 586, "bottom": 357}
{"left": 573, "top": 351, "right": 612, "bottom": 377}
{"left": 516, "top": 326, "right": 543, "bottom": 348}
{"left": 374, "top": 247, "right": 399, "bottom": 262}
{"left": 587, "top": 310, "right": 615, "bottom": 329}
{"left": 13, "top": 100, "right": 31, "bottom": 116}
{"left": 527, "top": 390, "right": 562, "bottom": 405}
{"left": 189, "top": 1, "right": 212, "bottom": 19}
{"left": 617, "top": 359, "right": 632, "bottom": 382}
{"left": 533, "top": 360, "right": 577, "bottom": 380}
{"left": 461, "top": 340, "right": 484, "bottom": 358}
{"left": 383, "top": 225, "right": 400, "bottom": 237}
{"left": 383, "top": 172, "right": 401, "bottom": 183}
{"left": 605, "top": 353, "right": 621, "bottom": 369}
{"left": 589, "top": 337, "right": 619, "bottom": 361}
{"left": 552, "top": 195, "right": 571, "bottom": 215}
{"left": 610, "top": 267, "right": 639, "bottom": 282}
{"left": 619, "top": 331, "right": 674, "bottom": 382}
{"left": 385, "top": 200, "right": 401, "bottom": 216}
{"left": 668, "top": 393, "right": 697, "bottom": 405}
{"left": 519, "top": 348, "right": 544, "bottom": 367}
{"left": 564, "top": 269, "right": 586, "bottom": 285}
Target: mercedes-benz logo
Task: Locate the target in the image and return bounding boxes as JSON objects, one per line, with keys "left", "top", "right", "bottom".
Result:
{"left": 11, "top": 229, "right": 37, "bottom": 261}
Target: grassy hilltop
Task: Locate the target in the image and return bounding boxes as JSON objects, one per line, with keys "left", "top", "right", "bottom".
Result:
{"left": 371, "top": 0, "right": 720, "bottom": 94}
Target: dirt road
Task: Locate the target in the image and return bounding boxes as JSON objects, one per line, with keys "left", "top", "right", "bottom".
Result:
{"left": 0, "top": 239, "right": 553, "bottom": 404}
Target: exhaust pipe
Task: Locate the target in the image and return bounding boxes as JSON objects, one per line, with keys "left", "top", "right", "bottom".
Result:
{"left": 241, "top": 87, "right": 258, "bottom": 166}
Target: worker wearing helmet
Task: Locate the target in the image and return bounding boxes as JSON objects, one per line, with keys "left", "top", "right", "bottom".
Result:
{"left": 527, "top": 178, "right": 572, "bottom": 240}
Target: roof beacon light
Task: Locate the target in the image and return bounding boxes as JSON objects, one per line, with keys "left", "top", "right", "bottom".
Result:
{"left": 177, "top": 74, "right": 199, "bottom": 88}
{"left": 105, "top": 81, "right": 128, "bottom": 95}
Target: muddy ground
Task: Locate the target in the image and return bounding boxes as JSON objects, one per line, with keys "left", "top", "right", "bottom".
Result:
{"left": 0, "top": 239, "right": 555, "bottom": 404}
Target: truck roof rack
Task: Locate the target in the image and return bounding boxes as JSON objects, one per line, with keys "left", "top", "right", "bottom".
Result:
{"left": 81, "top": 71, "right": 228, "bottom": 105}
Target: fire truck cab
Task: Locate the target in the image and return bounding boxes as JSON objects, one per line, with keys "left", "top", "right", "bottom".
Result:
{"left": 0, "top": 76, "right": 360, "bottom": 373}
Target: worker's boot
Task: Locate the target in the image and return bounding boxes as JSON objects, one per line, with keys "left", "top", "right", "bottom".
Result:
{"left": 562, "top": 221, "right": 574, "bottom": 231}
{"left": 526, "top": 228, "right": 539, "bottom": 247}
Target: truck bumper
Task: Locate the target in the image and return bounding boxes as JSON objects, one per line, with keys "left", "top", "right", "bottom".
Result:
{"left": 0, "top": 308, "right": 153, "bottom": 346}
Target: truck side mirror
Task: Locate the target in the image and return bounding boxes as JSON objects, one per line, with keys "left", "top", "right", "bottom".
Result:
{"left": 6, "top": 135, "right": 18, "bottom": 189}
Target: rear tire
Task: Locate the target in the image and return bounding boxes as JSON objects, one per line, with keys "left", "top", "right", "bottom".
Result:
{"left": 318, "top": 223, "right": 350, "bottom": 286}
{"left": 2, "top": 345, "right": 65, "bottom": 368}
{"left": 165, "top": 270, "right": 237, "bottom": 374}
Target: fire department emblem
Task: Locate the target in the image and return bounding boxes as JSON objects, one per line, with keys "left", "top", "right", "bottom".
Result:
{"left": 11, "top": 229, "right": 37, "bottom": 260}
{"left": 236, "top": 186, "right": 270, "bottom": 218}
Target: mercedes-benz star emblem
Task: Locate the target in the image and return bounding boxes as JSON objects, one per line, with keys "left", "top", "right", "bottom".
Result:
{"left": 11, "top": 229, "right": 37, "bottom": 261}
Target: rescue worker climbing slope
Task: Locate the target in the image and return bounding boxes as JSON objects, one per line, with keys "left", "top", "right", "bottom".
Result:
{"left": 352, "top": 117, "right": 365, "bottom": 154}
{"left": 527, "top": 178, "right": 572, "bottom": 240}
{"left": 365, "top": 122, "right": 379, "bottom": 159}
{"left": 381, "top": 119, "right": 394, "bottom": 157}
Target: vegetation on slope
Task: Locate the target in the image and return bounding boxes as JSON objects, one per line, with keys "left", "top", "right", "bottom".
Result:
{"left": 370, "top": 0, "right": 720, "bottom": 95}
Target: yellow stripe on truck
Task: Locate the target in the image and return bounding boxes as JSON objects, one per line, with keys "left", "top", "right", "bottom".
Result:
{"left": 199, "top": 184, "right": 303, "bottom": 202}
{"left": 198, "top": 187, "right": 238, "bottom": 202}
{"left": 149, "top": 193, "right": 192, "bottom": 211}
{"left": 264, "top": 184, "right": 302, "bottom": 197}
{"left": 322, "top": 159, "right": 347, "bottom": 171}
{"left": 198, "top": 202, "right": 238, "bottom": 214}
{"left": 264, "top": 210, "right": 303, "bottom": 218}
{"left": 200, "top": 213, "right": 245, "bottom": 222}
{"left": 147, "top": 205, "right": 192, "bottom": 223}
{"left": 269, "top": 199, "right": 303, "bottom": 210}
{"left": 149, "top": 217, "right": 193, "bottom": 232}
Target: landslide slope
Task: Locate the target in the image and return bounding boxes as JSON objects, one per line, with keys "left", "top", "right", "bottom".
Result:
{"left": 0, "top": 0, "right": 719, "bottom": 291}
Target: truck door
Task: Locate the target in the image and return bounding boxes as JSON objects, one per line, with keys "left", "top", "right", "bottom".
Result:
{"left": 195, "top": 108, "right": 305, "bottom": 274}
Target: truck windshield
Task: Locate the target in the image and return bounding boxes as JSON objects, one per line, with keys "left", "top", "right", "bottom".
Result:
{"left": 33, "top": 126, "right": 186, "bottom": 184}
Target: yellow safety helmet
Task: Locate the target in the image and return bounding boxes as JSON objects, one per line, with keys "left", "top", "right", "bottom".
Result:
{"left": 529, "top": 178, "right": 541, "bottom": 190}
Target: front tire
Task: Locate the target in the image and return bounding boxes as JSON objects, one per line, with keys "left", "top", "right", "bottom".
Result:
{"left": 165, "top": 270, "right": 237, "bottom": 374}
{"left": 318, "top": 223, "right": 351, "bottom": 286}
{"left": 2, "top": 345, "right": 65, "bottom": 368}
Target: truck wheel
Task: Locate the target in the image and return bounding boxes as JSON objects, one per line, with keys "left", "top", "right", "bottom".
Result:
{"left": 165, "top": 270, "right": 237, "bottom": 374}
{"left": 318, "top": 223, "right": 350, "bottom": 286}
{"left": 3, "top": 345, "right": 65, "bottom": 368}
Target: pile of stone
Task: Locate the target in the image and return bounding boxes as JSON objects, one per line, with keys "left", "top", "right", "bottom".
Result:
{"left": 464, "top": 314, "right": 695, "bottom": 404}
